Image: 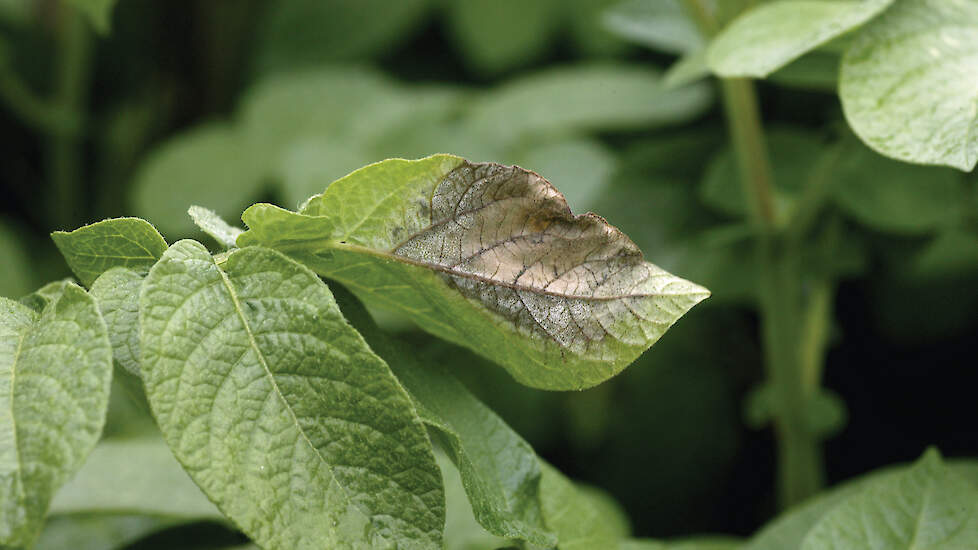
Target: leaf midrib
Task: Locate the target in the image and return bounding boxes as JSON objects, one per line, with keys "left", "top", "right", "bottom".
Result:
{"left": 211, "top": 256, "right": 373, "bottom": 530}
{"left": 277, "top": 239, "right": 699, "bottom": 302}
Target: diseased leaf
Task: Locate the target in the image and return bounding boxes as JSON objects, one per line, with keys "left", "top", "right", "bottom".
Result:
{"left": 602, "top": 0, "right": 703, "bottom": 54}
{"left": 332, "top": 284, "right": 556, "bottom": 547}
{"left": 707, "top": 0, "right": 893, "bottom": 77}
{"left": 49, "top": 437, "right": 221, "bottom": 520}
{"left": 139, "top": 241, "right": 444, "bottom": 550}
{"left": 512, "top": 138, "right": 616, "bottom": 212}
{"left": 51, "top": 217, "right": 167, "bottom": 287}
{"left": 189, "top": 205, "right": 244, "bottom": 250}
{"left": 466, "top": 64, "right": 713, "bottom": 147}
{"left": 0, "top": 286, "right": 113, "bottom": 547}
{"left": 802, "top": 449, "right": 978, "bottom": 550}
{"left": 89, "top": 268, "right": 144, "bottom": 377}
{"left": 240, "top": 155, "right": 709, "bottom": 390}
{"left": 839, "top": 0, "right": 978, "bottom": 171}
{"left": 830, "top": 145, "right": 966, "bottom": 234}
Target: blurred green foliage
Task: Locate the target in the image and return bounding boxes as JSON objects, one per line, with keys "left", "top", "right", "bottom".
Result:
{"left": 1, "top": 0, "right": 977, "bottom": 548}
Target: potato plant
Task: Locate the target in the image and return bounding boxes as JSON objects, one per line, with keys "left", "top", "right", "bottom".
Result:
{"left": 1, "top": 0, "right": 977, "bottom": 549}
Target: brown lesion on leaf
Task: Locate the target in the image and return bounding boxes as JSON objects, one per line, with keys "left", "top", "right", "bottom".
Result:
{"left": 385, "top": 160, "right": 703, "bottom": 356}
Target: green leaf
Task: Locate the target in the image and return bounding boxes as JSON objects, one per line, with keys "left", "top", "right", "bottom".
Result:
{"left": 89, "top": 268, "right": 144, "bottom": 377}
{"left": 132, "top": 123, "right": 264, "bottom": 237}
{"left": 744, "top": 458, "right": 978, "bottom": 550}
{"left": 446, "top": 0, "right": 560, "bottom": 74}
{"left": 0, "top": 285, "right": 113, "bottom": 547}
{"left": 602, "top": 0, "right": 704, "bottom": 53}
{"left": 66, "top": 0, "right": 117, "bottom": 33}
{"left": 700, "top": 128, "right": 824, "bottom": 222}
{"left": 51, "top": 217, "right": 167, "bottom": 288}
{"left": 188, "top": 206, "right": 244, "bottom": 250}
{"left": 830, "top": 145, "right": 966, "bottom": 234}
{"left": 435, "top": 452, "right": 509, "bottom": 550}
{"left": 707, "top": 0, "right": 893, "bottom": 77}
{"left": 331, "top": 285, "right": 556, "bottom": 547}
{"left": 240, "top": 156, "right": 710, "bottom": 390}
{"left": 839, "top": 0, "right": 978, "bottom": 171}
{"left": 139, "top": 241, "right": 444, "bottom": 549}
{"left": 35, "top": 515, "right": 178, "bottom": 550}
{"left": 252, "top": 0, "right": 432, "bottom": 76}
{"left": 802, "top": 449, "right": 978, "bottom": 550}
{"left": 768, "top": 51, "right": 839, "bottom": 91}
{"left": 538, "top": 462, "right": 629, "bottom": 549}
{"left": 664, "top": 49, "right": 710, "bottom": 89}
{"left": 49, "top": 437, "right": 221, "bottom": 519}
{"left": 466, "top": 64, "right": 713, "bottom": 147}
{"left": 908, "top": 230, "right": 978, "bottom": 281}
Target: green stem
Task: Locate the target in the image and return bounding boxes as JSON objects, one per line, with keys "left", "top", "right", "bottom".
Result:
{"left": 47, "top": 3, "right": 94, "bottom": 228}
{"left": 720, "top": 79, "right": 778, "bottom": 231}
{"left": 682, "top": 0, "right": 828, "bottom": 507}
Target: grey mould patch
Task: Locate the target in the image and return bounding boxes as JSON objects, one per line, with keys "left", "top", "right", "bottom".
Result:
{"left": 389, "top": 161, "right": 702, "bottom": 357}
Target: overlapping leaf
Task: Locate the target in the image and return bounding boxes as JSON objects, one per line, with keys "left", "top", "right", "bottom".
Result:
{"left": 139, "top": 241, "right": 444, "bottom": 549}
{"left": 332, "top": 285, "right": 556, "bottom": 547}
{"left": 240, "top": 155, "right": 709, "bottom": 390}
{"left": 0, "top": 285, "right": 113, "bottom": 547}
{"left": 52, "top": 217, "right": 167, "bottom": 287}
{"left": 707, "top": 0, "right": 893, "bottom": 77}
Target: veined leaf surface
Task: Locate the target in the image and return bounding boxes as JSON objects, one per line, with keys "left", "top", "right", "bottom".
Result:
{"left": 139, "top": 241, "right": 444, "bottom": 550}
{"left": 0, "top": 285, "right": 113, "bottom": 547}
{"left": 332, "top": 285, "right": 556, "bottom": 547}
{"left": 839, "top": 0, "right": 978, "bottom": 171}
{"left": 89, "top": 268, "right": 145, "bottom": 377}
{"left": 240, "top": 155, "right": 709, "bottom": 390}
{"left": 51, "top": 217, "right": 167, "bottom": 288}
{"left": 802, "top": 450, "right": 978, "bottom": 549}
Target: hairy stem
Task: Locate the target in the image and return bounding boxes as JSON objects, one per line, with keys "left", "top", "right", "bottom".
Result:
{"left": 47, "top": 3, "right": 94, "bottom": 228}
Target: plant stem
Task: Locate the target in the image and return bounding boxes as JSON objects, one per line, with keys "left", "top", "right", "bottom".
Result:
{"left": 47, "top": 3, "right": 94, "bottom": 229}
{"left": 720, "top": 79, "right": 778, "bottom": 231}
{"left": 682, "top": 0, "right": 827, "bottom": 507}
{"left": 724, "top": 79, "right": 824, "bottom": 508}
{"left": 757, "top": 242, "right": 824, "bottom": 507}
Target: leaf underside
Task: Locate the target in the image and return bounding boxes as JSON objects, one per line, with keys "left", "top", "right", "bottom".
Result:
{"left": 240, "top": 155, "right": 709, "bottom": 390}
